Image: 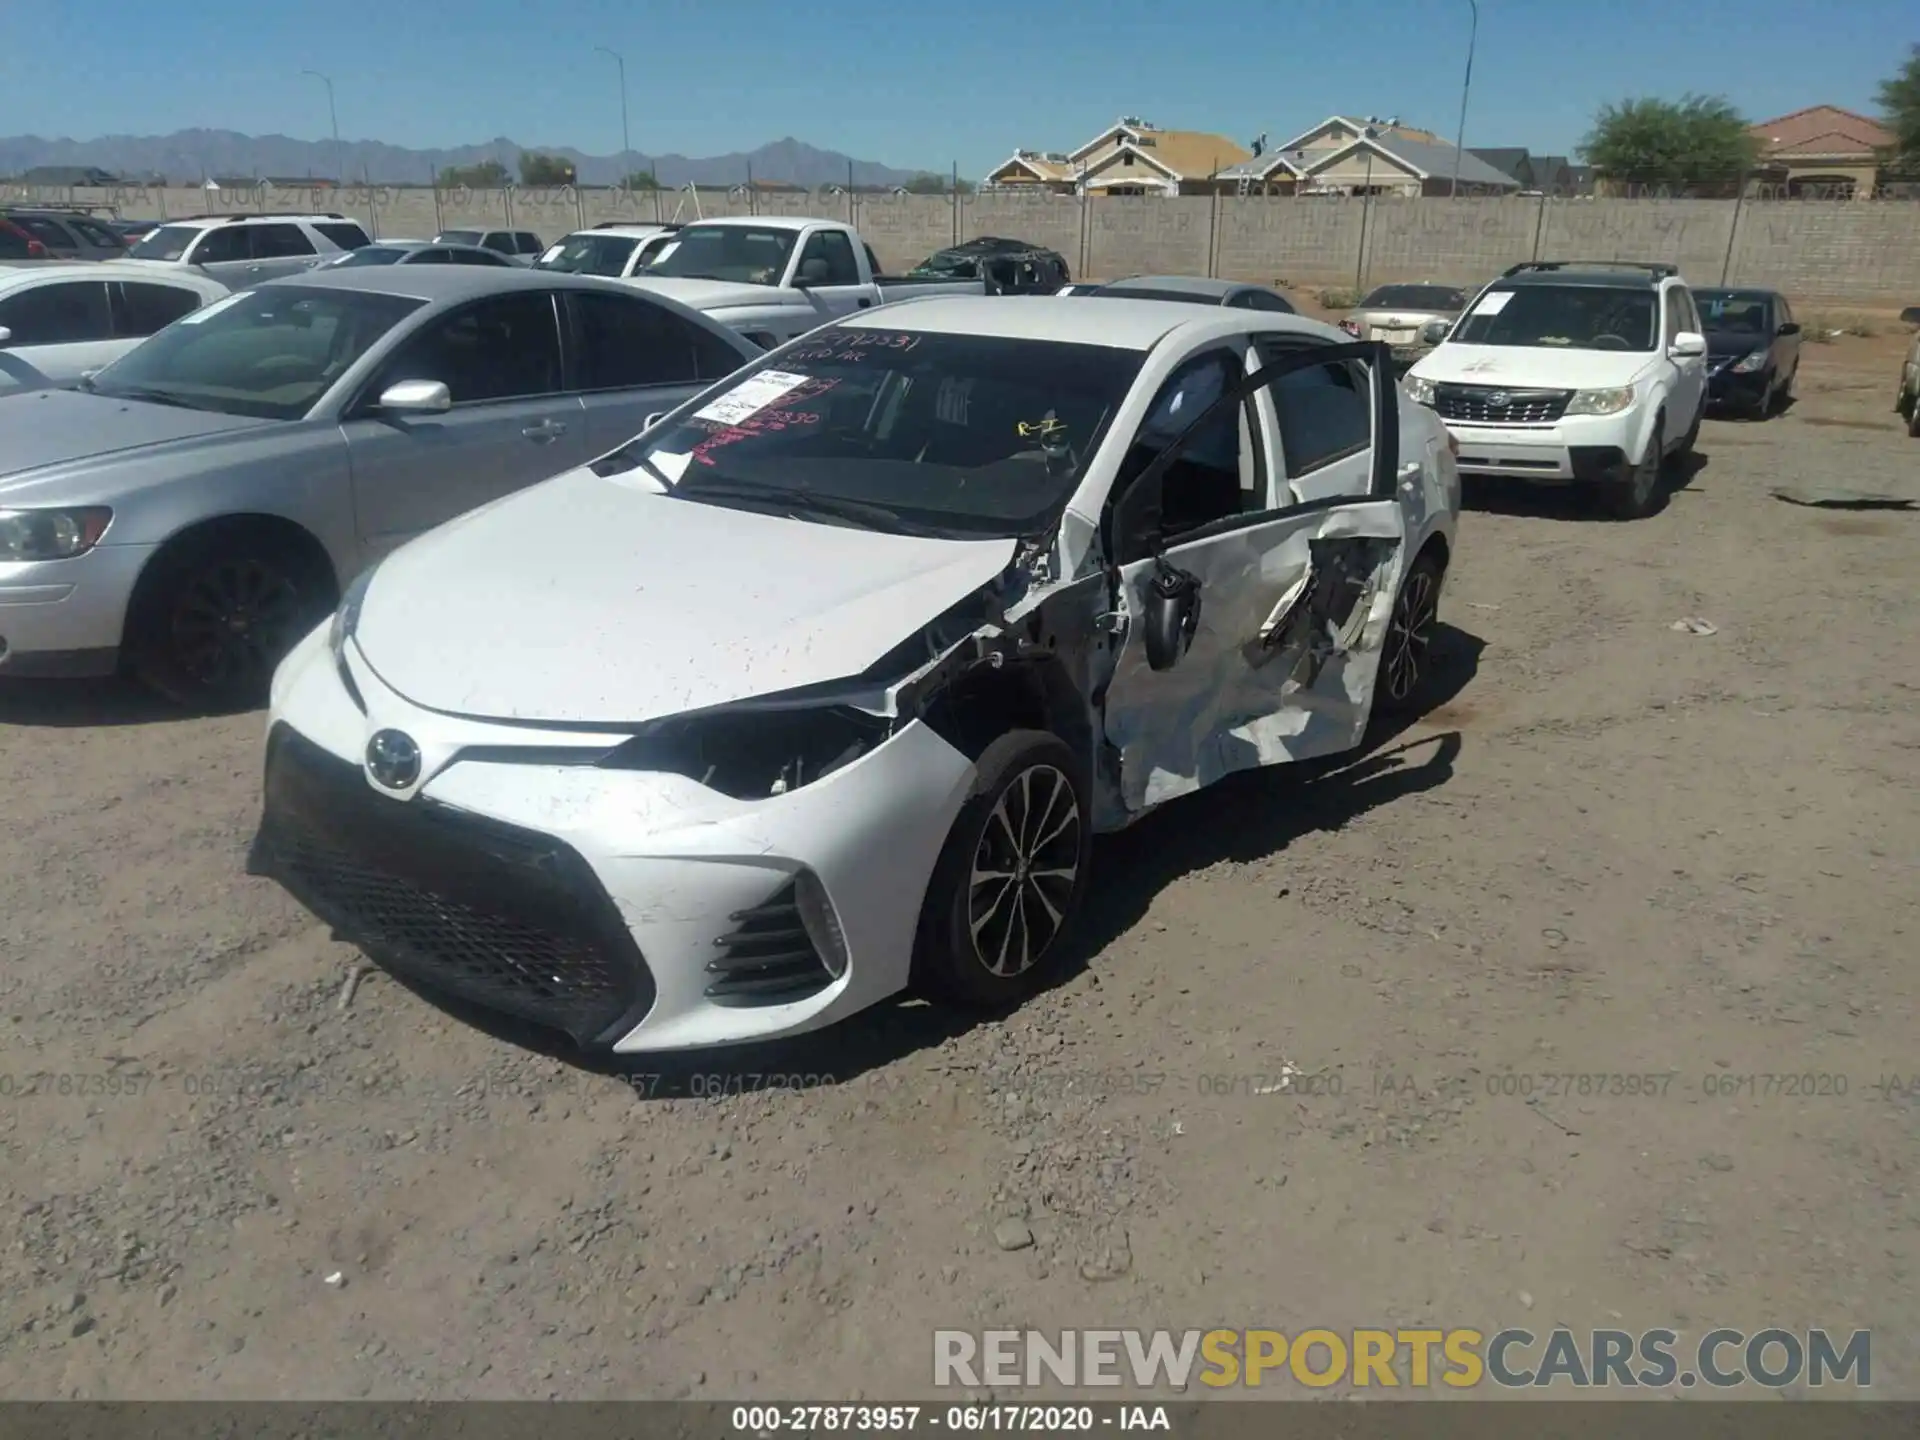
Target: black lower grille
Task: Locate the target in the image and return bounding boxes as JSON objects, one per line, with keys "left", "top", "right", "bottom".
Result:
{"left": 705, "top": 879, "right": 833, "bottom": 1007}
{"left": 248, "top": 725, "right": 655, "bottom": 1048}
{"left": 1434, "top": 384, "right": 1572, "bottom": 425}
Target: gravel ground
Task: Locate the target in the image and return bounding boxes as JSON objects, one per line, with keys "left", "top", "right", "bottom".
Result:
{"left": 1, "top": 332, "right": 1916, "bottom": 1400}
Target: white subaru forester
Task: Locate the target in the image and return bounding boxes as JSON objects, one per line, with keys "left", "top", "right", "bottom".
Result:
{"left": 1403, "top": 261, "right": 1709, "bottom": 520}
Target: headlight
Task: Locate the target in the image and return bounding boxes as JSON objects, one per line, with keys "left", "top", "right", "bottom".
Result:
{"left": 1730, "top": 348, "right": 1769, "bottom": 374}
{"left": 598, "top": 704, "right": 893, "bottom": 799}
{"left": 328, "top": 564, "right": 378, "bottom": 661}
{"left": 1565, "top": 386, "right": 1637, "bottom": 417}
{"left": 0, "top": 507, "right": 112, "bottom": 562}
{"left": 1402, "top": 374, "right": 1437, "bottom": 405}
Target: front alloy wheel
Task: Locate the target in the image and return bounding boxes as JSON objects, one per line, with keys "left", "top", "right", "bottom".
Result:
{"left": 913, "top": 729, "right": 1093, "bottom": 1009}
{"left": 966, "top": 764, "right": 1083, "bottom": 979}
{"left": 170, "top": 557, "right": 307, "bottom": 694}
{"left": 1376, "top": 553, "right": 1442, "bottom": 714}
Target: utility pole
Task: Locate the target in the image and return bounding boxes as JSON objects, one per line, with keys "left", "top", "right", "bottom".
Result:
{"left": 1449, "top": 0, "right": 1479, "bottom": 197}
{"left": 301, "top": 71, "right": 342, "bottom": 187}
{"left": 594, "top": 46, "right": 632, "bottom": 192}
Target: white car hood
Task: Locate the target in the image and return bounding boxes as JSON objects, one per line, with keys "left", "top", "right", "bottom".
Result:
{"left": 351, "top": 467, "right": 1017, "bottom": 726}
{"left": 617, "top": 276, "right": 806, "bottom": 311}
{"left": 1412, "top": 343, "right": 1652, "bottom": 391}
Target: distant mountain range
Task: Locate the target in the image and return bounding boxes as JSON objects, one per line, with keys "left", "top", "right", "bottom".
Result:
{"left": 0, "top": 130, "right": 935, "bottom": 188}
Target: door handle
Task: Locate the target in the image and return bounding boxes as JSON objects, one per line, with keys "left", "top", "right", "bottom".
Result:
{"left": 521, "top": 419, "right": 567, "bottom": 442}
{"left": 857, "top": 298, "right": 873, "bottom": 308}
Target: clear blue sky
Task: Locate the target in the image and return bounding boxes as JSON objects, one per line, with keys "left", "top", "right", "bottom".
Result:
{"left": 0, "top": 0, "right": 1904, "bottom": 174}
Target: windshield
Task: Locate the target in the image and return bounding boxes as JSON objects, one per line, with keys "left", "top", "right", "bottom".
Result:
{"left": 435, "top": 230, "right": 481, "bottom": 246}
{"left": 643, "top": 224, "right": 798, "bottom": 285}
{"left": 127, "top": 224, "right": 204, "bottom": 262}
{"left": 1359, "top": 284, "right": 1466, "bottom": 311}
{"left": 537, "top": 232, "right": 641, "bottom": 276}
{"left": 1691, "top": 290, "right": 1772, "bottom": 334}
{"left": 1449, "top": 285, "right": 1657, "bottom": 352}
{"left": 911, "top": 253, "right": 979, "bottom": 278}
{"left": 327, "top": 245, "right": 407, "bottom": 267}
{"left": 606, "top": 325, "right": 1144, "bottom": 539}
{"left": 87, "top": 286, "right": 425, "bottom": 421}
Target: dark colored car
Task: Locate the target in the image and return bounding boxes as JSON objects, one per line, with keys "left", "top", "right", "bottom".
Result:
{"left": 909, "top": 236, "right": 1070, "bottom": 295}
{"left": 1693, "top": 288, "right": 1801, "bottom": 419}
{"left": 0, "top": 209, "right": 130, "bottom": 261}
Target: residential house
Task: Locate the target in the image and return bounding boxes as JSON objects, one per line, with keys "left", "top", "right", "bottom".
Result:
{"left": 984, "top": 116, "right": 1251, "bottom": 196}
{"left": 1469, "top": 148, "right": 1589, "bottom": 193}
{"left": 1219, "top": 115, "right": 1521, "bottom": 196}
{"left": 1749, "top": 106, "right": 1895, "bottom": 197}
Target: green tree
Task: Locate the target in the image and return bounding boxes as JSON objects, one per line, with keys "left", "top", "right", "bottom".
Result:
{"left": 622, "top": 171, "right": 662, "bottom": 190}
{"left": 1878, "top": 43, "right": 1920, "bottom": 171}
{"left": 1579, "top": 94, "right": 1759, "bottom": 188}
{"left": 438, "top": 160, "right": 508, "bottom": 188}
{"left": 518, "top": 152, "right": 575, "bottom": 186}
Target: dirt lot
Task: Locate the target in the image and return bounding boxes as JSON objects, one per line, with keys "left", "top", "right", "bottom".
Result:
{"left": 1, "top": 331, "right": 1916, "bottom": 1401}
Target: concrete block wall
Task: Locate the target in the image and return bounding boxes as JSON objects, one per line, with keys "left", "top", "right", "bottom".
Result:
{"left": 9, "top": 183, "right": 1919, "bottom": 305}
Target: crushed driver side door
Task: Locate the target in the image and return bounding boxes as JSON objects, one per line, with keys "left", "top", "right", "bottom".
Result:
{"left": 1097, "top": 340, "right": 1409, "bottom": 817}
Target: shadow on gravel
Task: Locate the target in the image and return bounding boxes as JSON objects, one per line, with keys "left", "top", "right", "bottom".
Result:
{"left": 1464, "top": 452, "right": 1710, "bottom": 520}
{"left": 377, "top": 624, "right": 1484, "bottom": 1095}
{"left": 0, "top": 677, "right": 189, "bottom": 729}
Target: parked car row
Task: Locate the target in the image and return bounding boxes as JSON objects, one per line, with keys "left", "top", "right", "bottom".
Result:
{"left": 0, "top": 228, "right": 1462, "bottom": 1054}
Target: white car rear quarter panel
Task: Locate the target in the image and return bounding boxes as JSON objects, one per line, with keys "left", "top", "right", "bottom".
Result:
{"left": 270, "top": 625, "right": 977, "bottom": 1052}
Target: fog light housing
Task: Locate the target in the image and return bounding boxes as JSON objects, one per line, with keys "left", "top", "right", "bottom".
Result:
{"left": 793, "top": 868, "right": 849, "bottom": 980}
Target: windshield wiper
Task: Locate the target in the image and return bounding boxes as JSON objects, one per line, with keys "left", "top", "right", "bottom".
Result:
{"left": 95, "top": 386, "right": 211, "bottom": 411}
{"left": 675, "top": 480, "right": 937, "bottom": 535}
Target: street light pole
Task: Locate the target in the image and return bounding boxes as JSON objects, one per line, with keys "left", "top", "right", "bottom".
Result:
{"left": 594, "top": 46, "right": 632, "bottom": 192}
{"left": 301, "top": 70, "right": 342, "bottom": 187}
{"left": 1448, "top": 0, "right": 1479, "bottom": 197}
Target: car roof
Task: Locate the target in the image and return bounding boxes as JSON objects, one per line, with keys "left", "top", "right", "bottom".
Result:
{"left": 1101, "top": 275, "right": 1241, "bottom": 298}
{"left": 839, "top": 294, "right": 1342, "bottom": 350}
{"left": 567, "top": 225, "right": 669, "bottom": 238}
{"left": 259, "top": 265, "right": 592, "bottom": 302}
{"left": 1499, "top": 269, "right": 1667, "bottom": 290}
{"left": 675, "top": 215, "right": 831, "bottom": 233}
{"left": 0, "top": 258, "right": 225, "bottom": 286}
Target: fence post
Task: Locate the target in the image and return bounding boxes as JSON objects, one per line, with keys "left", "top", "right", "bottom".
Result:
{"left": 1207, "top": 186, "right": 1219, "bottom": 279}
{"left": 1531, "top": 191, "right": 1550, "bottom": 261}
{"left": 504, "top": 186, "right": 514, "bottom": 229}
{"left": 431, "top": 164, "right": 444, "bottom": 235}
{"left": 1718, "top": 179, "right": 1748, "bottom": 286}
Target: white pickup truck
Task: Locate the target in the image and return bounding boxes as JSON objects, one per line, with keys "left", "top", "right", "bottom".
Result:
{"left": 618, "top": 216, "right": 985, "bottom": 347}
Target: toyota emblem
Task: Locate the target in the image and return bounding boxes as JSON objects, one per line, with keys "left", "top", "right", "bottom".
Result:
{"left": 366, "top": 729, "right": 422, "bottom": 790}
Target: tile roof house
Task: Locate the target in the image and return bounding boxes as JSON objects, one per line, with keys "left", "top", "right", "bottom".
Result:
{"left": 1219, "top": 115, "right": 1521, "bottom": 196}
{"left": 984, "top": 117, "right": 1251, "bottom": 195}
{"left": 1749, "top": 106, "right": 1896, "bottom": 197}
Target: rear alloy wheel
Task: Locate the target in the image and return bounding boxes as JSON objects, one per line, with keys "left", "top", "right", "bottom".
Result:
{"left": 1374, "top": 551, "right": 1444, "bottom": 715}
{"left": 1601, "top": 418, "right": 1663, "bottom": 520}
{"left": 913, "top": 730, "right": 1092, "bottom": 1010}
{"left": 129, "top": 537, "right": 333, "bottom": 710}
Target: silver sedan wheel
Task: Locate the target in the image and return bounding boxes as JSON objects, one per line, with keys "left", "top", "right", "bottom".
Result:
{"left": 1382, "top": 564, "right": 1439, "bottom": 705}
{"left": 967, "top": 765, "right": 1082, "bottom": 978}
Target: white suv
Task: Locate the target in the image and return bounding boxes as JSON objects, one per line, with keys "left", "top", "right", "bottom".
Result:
{"left": 1404, "top": 261, "right": 1708, "bottom": 519}
{"left": 124, "top": 212, "right": 372, "bottom": 288}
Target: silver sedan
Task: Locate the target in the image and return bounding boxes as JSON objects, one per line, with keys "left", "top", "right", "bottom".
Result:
{"left": 0, "top": 266, "right": 760, "bottom": 706}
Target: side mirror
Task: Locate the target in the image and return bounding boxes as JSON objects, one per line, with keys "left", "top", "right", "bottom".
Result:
{"left": 1142, "top": 560, "right": 1202, "bottom": 673}
{"left": 0, "top": 326, "right": 11, "bottom": 347}
{"left": 1421, "top": 319, "right": 1451, "bottom": 345}
{"left": 795, "top": 258, "right": 831, "bottom": 287}
{"left": 377, "top": 379, "right": 451, "bottom": 414}
{"left": 1777, "top": 321, "right": 1800, "bottom": 337}
{"left": 1669, "top": 331, "right": 1707, "bottom": 358}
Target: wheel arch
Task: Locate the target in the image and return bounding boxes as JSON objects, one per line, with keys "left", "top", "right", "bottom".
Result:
{"left": 119, "top": 511, "right": 341, "bottom": 654}
{"left": 916, "top": 651, "right": 1095, "bottom": 778}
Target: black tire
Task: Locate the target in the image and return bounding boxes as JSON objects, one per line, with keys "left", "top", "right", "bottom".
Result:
{"left": 1909, "top": 400, "right": 1920, "bottom": 440}
{"left": 1769, "top": 367, "right": 1795, "bottom": 416}
{"left": 126, "top": 527, "right": 336, "bottom": 711}
{"left": 911, "top": 729, "right": 1092, "bottom": 1010}
{"left": 1373, "top": 549, "right": 1444, "bottom": 716}
{"left": 1600, "top": 416, "right": 1663, "bottom": 520}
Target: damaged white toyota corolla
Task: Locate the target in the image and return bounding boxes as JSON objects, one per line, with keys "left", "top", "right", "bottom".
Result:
{"left": 248, "top": 296, "right": 1460, "bottom": 1053}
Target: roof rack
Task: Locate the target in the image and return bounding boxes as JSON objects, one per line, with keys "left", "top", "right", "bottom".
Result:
{"left": 1503, "top": 260, "right": 1679, "bottom": 279}
{"left": 174, "top": 211, "right": 351, "bottom": 223}
{"left": 590, "top": 219, "right": 681, "bottom": 230}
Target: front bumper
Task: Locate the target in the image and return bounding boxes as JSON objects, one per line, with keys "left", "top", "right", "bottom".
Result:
{"left": 249, "top": 624, "right": 977, "bottom": 1054}
{"left": 1428, "top": 411, "right": 1643, "bottom": 486}
{"left": 0, "top": 544, "right": 157, "bottom": 678}
{"left": 1706, "top": 362, "right": 1770, "bottom": 408}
